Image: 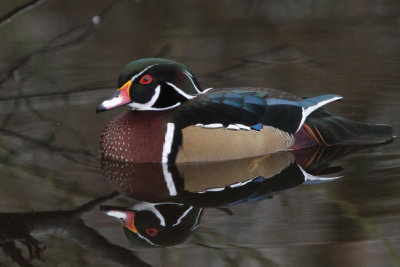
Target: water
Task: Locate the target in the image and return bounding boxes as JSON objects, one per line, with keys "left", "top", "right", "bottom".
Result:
{"left": 1, "top": 0, "right": 400, "bottom": 266}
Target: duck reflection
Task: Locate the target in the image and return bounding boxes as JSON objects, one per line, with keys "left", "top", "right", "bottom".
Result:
{"left": 100, "top": 146, "right": 360, "bottom": 247}
{"left": 101, "top": 203, "right": 202, "bottom": 247}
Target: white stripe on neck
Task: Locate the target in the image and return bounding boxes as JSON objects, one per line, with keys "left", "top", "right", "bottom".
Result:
{"left": 133, "top": 202, "right": 166, "bottom": 226}
{"left": 131, "top": 64, "right": 158, "bottom": 82}
{"left": 166, "top": 82, "right": 195, "bottom": 99}
{"left": 172, "top": 207, "right": 193, "bottom": 226}
{"left": 183, "top": 70, "right": 201, "bottom": 93}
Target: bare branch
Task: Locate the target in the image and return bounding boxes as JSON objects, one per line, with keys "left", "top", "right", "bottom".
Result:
{"left": 0, "top": 0, "right": 121, "bottom": 87}
{"left": 0, "top": 128, "right": 94, "bottom": 156}
{"left": 0, "top": 0, "right": 46, "bottom": 28}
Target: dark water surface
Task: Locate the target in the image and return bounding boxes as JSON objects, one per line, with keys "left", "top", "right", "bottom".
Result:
{"left": 1, "top": 1, "right": 400, "bottom": 266}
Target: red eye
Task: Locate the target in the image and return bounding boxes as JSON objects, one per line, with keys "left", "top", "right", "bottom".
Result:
{"left": 145, "top": 228, "right": 158, "bottom": 237}
{"left": 140, "top": 75, "right": 152, "bottom": 84}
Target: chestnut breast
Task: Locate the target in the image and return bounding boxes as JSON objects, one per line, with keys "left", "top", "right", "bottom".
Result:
{"left": 100, "top": 111, "right": 168, "bottom": 163}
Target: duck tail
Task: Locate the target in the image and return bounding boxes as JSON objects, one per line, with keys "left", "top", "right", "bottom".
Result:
{"left": 295, "top": 109, "right": 394, "bottom": 147}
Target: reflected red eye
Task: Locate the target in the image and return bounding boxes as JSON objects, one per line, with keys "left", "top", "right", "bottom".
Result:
{"left": 145, "top": 228, "right": 158, "bottom": 237}
{"left": 140, "top": 75, "right": 152, "bottom": 84}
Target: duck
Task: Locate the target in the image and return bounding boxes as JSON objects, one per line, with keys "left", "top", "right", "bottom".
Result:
{"left": 99, "top": 146, "right": 355, "bottom": 247}
{"left": 101, "top": 202, "right": 202, "bottom": 247}
{"left": 96, "top": 58, "right": 393, "bottom": 163}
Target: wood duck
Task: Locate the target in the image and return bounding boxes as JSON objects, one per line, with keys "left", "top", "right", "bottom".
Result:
{"left": 101, "top": 147, "right": 353, "bottom": 207}
{"left": 99, "top": 146, "right": 355, "bottom": 247}
{"left": 97, "top": 58, "right": 393, "bottom": 163}
{"left": 101, "top": 202, "right": 202, "bottom": 247}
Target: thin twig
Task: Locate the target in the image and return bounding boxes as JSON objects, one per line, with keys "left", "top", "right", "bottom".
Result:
{"left": 0, "top": 128, "right": 93, "bottom": 156}
{"left": 0, "top": 0, "right": 121, "bottom": 87}
{"left": 0, "top": 0, "right": 46, "bottom": 28}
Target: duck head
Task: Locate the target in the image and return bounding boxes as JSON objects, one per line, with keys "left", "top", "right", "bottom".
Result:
{"left": 101, "top": 202, "right": 202, "bottom": 247}
{"left": 96, "top": 58, "right": 202, "bottom": 113}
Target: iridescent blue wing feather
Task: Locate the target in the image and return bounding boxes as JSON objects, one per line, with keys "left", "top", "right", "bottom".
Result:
{"left": 174, "top": 88, "right": 341, "bottom": 134}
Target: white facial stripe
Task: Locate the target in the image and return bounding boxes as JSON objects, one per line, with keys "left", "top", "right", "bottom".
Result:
{"left": 128, "top": 84, "right": 182, "bottom": 111}
{"left": 133, "top": 202, "right": 166, "bottom": 226}
{"left": 191, "top": 208, "right": 202, "bottom": 231}
{"left": 128, "top": 85, "right": 161, "bottom": 110}
{"left": 166, "top": 82, "right": 195, "bottom": 99}
{"left": 184, "top": 70, "right": 201, "bottom": 93}
{"left": 202, "top": 87, "right": 214, "bottom": 93}
{"left": 162, "top": 123, "right": 175, "bottom": 163}
{"left": 105, "top": 211, "right": 127, "bottom": 220}
{"left": 184, "top": 70, "right": 193, "bottom": 78}
{"left": 127, "top": 64, "right": 199, "bottom": 111}
{"left": 172, "top": 207, "right": 193, "bottom": 227}
{"left": 101, "top": 95, "right": 125, "bottom": 109}
{"left": 131, "top": 64, "right": 158, "bottom": 82}
{"left": 129, "top": 102, "right": 181, "bottom": 111}
{"left": 162, "top": 163, "right": 177, "bottom": 196}
{"left": 137, "top": 232, "right": 159, "bottom": 246}
{"left": 144, "top": 85, "right": 160, "bottom": 106}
